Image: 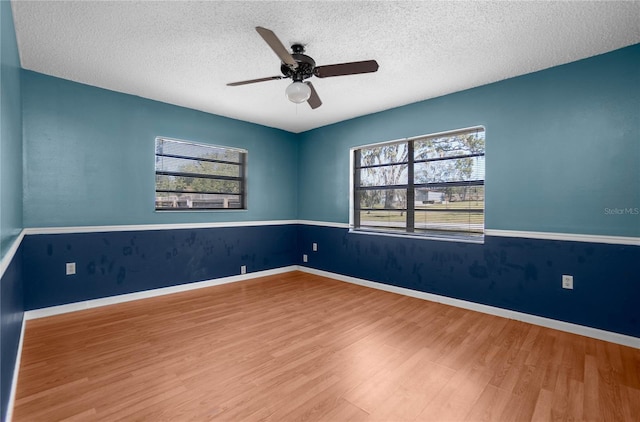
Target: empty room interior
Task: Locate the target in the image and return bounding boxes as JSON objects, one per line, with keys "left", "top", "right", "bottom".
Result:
{"left": 1, "top": 1, "right": 639, "bottom": 421}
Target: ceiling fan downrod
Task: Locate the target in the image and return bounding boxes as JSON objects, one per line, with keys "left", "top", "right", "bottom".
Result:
{"left": 282, "top": 44, "right": 315, "bottom": 82}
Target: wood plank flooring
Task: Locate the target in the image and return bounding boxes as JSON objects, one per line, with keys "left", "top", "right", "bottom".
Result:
{"left": 13, "top": 271, "right": 640, "bottom": 421}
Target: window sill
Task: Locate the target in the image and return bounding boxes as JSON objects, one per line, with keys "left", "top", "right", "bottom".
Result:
{"left": 154, "top": 209, "right": 248, "bottom": 213}
{"left": 348, "top": 228, "right": 485, "bottom": 244}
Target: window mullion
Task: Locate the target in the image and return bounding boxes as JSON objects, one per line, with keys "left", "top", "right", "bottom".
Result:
{"left": 407, "top": 141, "right": 415, "bottom": 233}
{"left": 239, "top": 151, "right": 246, "bottom": 209}
{"left": 353, "top": 149, "right": 362, "bottom": 228}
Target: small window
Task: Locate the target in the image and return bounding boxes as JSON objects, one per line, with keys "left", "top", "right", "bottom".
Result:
{"left": 155, "top": 137, "right": 246, "bottom": 210}
{"left": 352, "top": 127, "right": 485, "bottom": 241}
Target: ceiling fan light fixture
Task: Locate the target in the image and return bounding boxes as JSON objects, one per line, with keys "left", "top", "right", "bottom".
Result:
{"left": 285, "top": 81, "right": 311, "bottom": 103}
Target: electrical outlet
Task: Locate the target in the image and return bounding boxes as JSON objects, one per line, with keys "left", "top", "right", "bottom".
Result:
{"left": 241, "top": 265, "right": 247, "bottom": 275}
{"left": 562, "top": 274, "right": 573, "bottom": 289}
{"left": 66, "top": 262, "right": 76, "bottom": 275}
{"left": 312, "top": 243, "right": 318, "bottom": 252}
{"left": 303, "top": 254, "right": 308, "bottom": 263}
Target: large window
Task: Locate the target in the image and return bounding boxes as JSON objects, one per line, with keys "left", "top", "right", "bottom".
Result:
{"left": 155, "top": 137, "right": 246, "bottom": 210}
{"left": 352, "top": 127, "right": 485, "bottom": 240}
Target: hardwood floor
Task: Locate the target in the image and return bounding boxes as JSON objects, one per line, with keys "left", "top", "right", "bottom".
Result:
{"left": 14, "top": 271, "right": 640, "bottom": 421}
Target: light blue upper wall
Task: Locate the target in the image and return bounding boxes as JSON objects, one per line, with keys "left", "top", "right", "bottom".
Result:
{"left": 22, "top": 71, "right": 298, "bottom": 227}
{"left": 298, "top": 44, "right": 640, "bottom": 238}
{"left": 18, "top": 44, "right": 640, "bottom": 235}
{"left": 0, "top": 0, "right": 23, "bottom": 257}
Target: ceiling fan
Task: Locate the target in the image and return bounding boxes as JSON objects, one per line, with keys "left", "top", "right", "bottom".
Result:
{"left": 227, "top": 27, "right": 379, "bottom": 109}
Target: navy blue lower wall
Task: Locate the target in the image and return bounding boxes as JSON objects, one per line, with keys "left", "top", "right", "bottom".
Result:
{"left": 298, "top": 225, "right": 640, "bottom": 338}
{"left": 23, "top": 225, "right": 298, "bottom": 310}
{"left": 1, "top": 245, "right": 24, "bottom": 422}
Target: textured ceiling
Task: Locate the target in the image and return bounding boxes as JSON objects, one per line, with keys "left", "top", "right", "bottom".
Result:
{"left": 11, "top": 1, "right": 640, "bottom": 133}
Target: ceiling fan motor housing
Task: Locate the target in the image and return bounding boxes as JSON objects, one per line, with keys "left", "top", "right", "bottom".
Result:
{"left": 281, "top": 44, "right": 316, "bottom": 82}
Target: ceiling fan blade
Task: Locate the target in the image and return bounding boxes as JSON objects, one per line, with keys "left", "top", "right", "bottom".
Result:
{"left": 314, "top": 60, "right": 379, "bottom": 78}
{"left": 226, "top": 76, "right": 284, "bottom": 86}
{"left": 255, "top": 26, "right": 298, "bottom": 69}
{"left": 306, "top": 82, "right": 322, "bottom": 109}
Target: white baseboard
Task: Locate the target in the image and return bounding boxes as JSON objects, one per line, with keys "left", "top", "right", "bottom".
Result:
{"left": 24, "top": 264, "right": 640, "bottom": 349}
{"left": 6, "top": 316, "right": 25, "bottom": 422}
{"left": 298, "top": 267, "right": 640, "bottom": 349}
{"left": 25, "top": 266, "right": 298, "bottom": 320}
